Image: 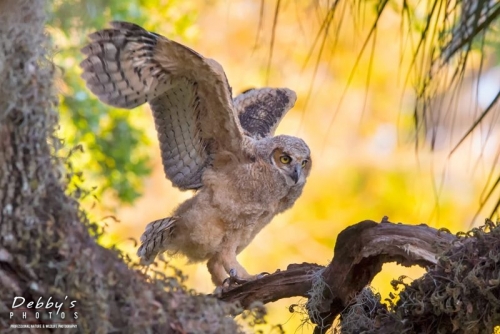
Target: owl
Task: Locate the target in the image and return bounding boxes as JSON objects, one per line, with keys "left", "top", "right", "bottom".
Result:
{"left": 80, "top": 22, "right": 312, "bottom": 286}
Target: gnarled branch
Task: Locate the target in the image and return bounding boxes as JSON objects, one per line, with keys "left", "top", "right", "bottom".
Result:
{"left": 218, "top": 219, "right": 456, "bottom": 332}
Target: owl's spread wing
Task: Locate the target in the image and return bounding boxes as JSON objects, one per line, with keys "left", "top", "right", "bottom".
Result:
{"left": 234, "top": 88, "right": 297, "bottom": 139}
{"left": 80, "top": 21, "right": 245, "bottom": 190}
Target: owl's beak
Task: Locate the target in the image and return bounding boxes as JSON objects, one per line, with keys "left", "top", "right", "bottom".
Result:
{"left": 291, "top": 164, "right": 302, "bottom": 184}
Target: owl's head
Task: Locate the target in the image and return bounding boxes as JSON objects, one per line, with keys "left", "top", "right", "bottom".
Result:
{"left": 263, "top": 135, "right": 312, "bottom": 186}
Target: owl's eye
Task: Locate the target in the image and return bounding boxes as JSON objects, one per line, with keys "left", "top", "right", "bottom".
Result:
{"left": 280, "top": 155, "right": 291, "bottom": 164}
{"left": 301, "top": 160, "right": 308, "bottom": 168}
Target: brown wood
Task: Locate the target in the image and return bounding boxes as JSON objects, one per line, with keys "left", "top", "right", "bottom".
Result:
{"left": 218, "top": 218, "right": 456, "bottom": 332}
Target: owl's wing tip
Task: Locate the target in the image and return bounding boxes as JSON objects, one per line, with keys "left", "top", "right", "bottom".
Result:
{"left": 282, "top": 87, "right": 297, "bottom": 102}
{"left": 137, "top": 245, "right": 154, "bottom": 264}
{"left": 109, "top": 21, "right": 144, "bottom": 31}
{"left": 234, "top": 87, "right": 298, "bottom": 139}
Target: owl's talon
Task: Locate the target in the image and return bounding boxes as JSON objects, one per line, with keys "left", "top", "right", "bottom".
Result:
{"left": 256, "top": 271, "right": 270, "bottom": 279}
{"left": 222, "top": 269, "right": 270, "bottom": 288}
{"left": 222, "top": 269, "right": 246, "bottom": 287}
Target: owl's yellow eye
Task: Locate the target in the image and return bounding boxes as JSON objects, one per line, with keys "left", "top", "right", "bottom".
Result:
{"left": 280, "top": 155, "right": 291, "bottom": 164}
{"left": 302, "top": 160, "right": 308, "bottom": 168}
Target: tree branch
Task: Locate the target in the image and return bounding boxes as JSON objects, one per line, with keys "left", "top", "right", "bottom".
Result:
{"left": 219, "top": 218, "right": 456, "bottom": 333}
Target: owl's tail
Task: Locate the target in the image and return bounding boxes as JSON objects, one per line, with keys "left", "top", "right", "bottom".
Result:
{"left": 80, "top": 21, "right": 169, "bottom": 109}
{"left": 137, "top": 216, "right": 177, "bottom": 264}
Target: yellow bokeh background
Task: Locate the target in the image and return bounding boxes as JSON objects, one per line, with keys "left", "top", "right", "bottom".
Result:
{"left": 54, "top": 1, "right": 499, "bottom": 332}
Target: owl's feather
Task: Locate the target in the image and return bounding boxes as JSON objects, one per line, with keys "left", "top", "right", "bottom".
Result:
{"left": 137, "top": 216, "right": 178, "bottom": 263}
{"left": 234, "top": 88, "right": 297, "bottom": 139}
{"left": 80, "top": 21, "right": 245, "bottom": 190}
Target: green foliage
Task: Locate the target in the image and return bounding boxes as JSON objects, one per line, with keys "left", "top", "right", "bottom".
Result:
{"left": 48, "top": 0, "right": 148, "bottom": 32}
{"left": 47, "top": 0, "right": 197, "bottom": 203}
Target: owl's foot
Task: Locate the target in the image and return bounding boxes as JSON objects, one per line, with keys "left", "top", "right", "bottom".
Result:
{"left": 222, "top": 269, "right": 269, "bottom": 287}
{"left": 213, "top": 270, "right": 269, "bottom": 295}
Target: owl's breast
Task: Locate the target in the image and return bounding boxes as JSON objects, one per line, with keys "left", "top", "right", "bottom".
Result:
{"left": 203, "top": 160, "right": 290, "bottom": 220}
{"left": 240, "top": 161, "right": 290, "bottom": 204}
{"left": 278, "top": 183, "right": 305, "bottom": 213}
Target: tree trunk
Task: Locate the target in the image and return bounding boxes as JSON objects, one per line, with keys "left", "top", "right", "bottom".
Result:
{"left": 0, "top": 1, "right": 241, "bottom": 333}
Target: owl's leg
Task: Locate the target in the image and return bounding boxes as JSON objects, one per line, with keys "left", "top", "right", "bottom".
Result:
{"left": 220, "top": 247, "right": 252, "bottom": 280}
{"left": 209, "top": 243, "right": 269, "bottom": 287}
{"left": 207, "top": 250, "right": 252, "bottom": 286}
{"left": 220, "top": 248, "right": 271, "bottom": 286}
{"left": 207, "top": 256, "right": 228, "bottom": 286}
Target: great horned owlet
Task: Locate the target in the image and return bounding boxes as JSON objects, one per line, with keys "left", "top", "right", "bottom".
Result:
{"left": 80, "top": 21, "right": 312, "bottom": 286}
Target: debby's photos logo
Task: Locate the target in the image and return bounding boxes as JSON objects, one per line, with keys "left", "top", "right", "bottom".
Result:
{"left": 8, "top": 296, "right": 78, "bottom": 329}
